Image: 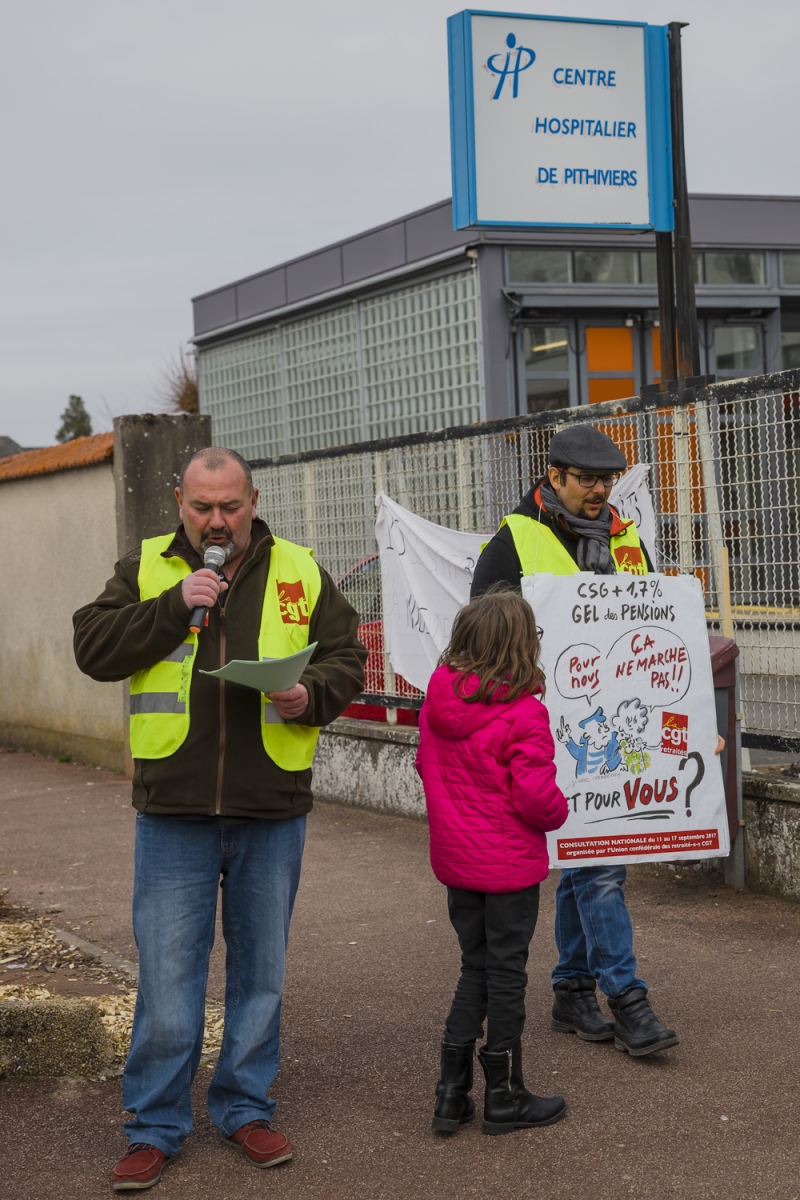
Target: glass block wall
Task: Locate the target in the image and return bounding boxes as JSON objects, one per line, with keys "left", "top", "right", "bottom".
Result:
{"left": 196, "top": 329, "right": 284, "bottom": 460}
{"left": 198, "top": 268, "right": 480, "bottom": 459}
{"left": 360, "top": 271, "right": 480, "bottom": 440}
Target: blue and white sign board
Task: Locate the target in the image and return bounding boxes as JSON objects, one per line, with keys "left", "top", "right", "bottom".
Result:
{"left": 448, "top": 10, "right": 673, "bottom": 230}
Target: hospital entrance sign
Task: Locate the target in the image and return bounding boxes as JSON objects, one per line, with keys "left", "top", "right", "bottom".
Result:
{"left": 448, "top": 10, "right": 674, "bottom": 230}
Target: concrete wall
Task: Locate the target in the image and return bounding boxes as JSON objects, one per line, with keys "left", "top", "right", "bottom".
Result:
{"left": 313, "top": 721, "right": 800, "bottom": 904}
{"left": 0, "top": 463, "right": 125, "bottom": 769}
{"left": 314, "top": 718, "right": 426, "bottom": 820}
{"left": 742, "top": 773, "right": 800, "bottom": 901}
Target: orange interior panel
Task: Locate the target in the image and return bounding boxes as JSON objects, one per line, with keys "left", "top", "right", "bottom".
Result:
{"left": 586, "top": 327, "right": 633, "bottom": 372}
{"left": 593, "top": 419, "right": 639, "bottom": 465}
{"left": 654, "top": 410, "right": 704, "bottom": 515}
{"left": 588, "top": 378, "right": 636, "bottom": 405}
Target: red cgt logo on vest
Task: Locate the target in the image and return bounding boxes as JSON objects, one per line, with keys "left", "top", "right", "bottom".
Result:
{"left": 277, "top": 580, "right": 309, "bottom": 625}
{"left": 613, "top": 545, "right": 646, "bottom": 575}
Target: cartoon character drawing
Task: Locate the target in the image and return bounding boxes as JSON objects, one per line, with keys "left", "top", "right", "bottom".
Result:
{"left": 556, "top": 707, "right": 622, "bottom": 777}
{"left": 611, "top": 698, "right": 652, "bottom": 775}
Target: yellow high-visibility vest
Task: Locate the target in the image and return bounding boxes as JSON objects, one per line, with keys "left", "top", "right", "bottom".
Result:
{"left": 501, "top": 512, "right": 648, "bottom": 577}
{"left": 130, "top": 533, "right": 322, "bottom": 769}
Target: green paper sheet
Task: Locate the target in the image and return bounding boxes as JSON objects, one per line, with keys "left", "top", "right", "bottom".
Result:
{"left": 199, "top": 642, "right": 317, "bottom": 693}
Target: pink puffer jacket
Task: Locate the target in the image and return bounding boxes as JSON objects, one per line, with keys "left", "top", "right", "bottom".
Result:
{"left": 416, "top": 665, "right": 568, "bottom": 893}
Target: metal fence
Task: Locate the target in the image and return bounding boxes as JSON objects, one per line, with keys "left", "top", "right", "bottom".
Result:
{"left": 250, "top": 366, "right": 800, "bottom": 752}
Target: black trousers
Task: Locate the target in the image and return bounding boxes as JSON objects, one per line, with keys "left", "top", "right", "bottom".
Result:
{"left": 443, "top": 883, "right": 540, "bottom": 1053}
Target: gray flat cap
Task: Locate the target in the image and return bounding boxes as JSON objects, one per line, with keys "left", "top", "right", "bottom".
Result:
{"left": 548, "top": 426, "right": 627, "bottom": 471}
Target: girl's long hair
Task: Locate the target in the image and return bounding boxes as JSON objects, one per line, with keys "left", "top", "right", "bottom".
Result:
{"left": 438, "top": 587, "right": 546, "bottom": 704}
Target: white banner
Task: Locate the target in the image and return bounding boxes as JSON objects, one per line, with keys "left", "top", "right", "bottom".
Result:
{"left": 610, "top": 463, "right": 657, "bottom": 568}
{"left": 521, "top": 572, "right": 729, "bottom": 867}
{"left": 374, "top": 492, "right": 486, "bottom": 693}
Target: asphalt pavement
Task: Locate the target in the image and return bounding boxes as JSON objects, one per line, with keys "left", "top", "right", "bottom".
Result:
{"left": 2, "top": 748, "right": 800, "bottom": 1200}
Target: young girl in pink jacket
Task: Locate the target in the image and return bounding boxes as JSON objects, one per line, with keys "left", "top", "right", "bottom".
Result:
{"left": 415, "top": 590, "right": 569, "bottom": 1137}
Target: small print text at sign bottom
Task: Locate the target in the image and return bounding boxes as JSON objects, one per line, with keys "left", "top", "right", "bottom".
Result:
{"left": 557, "top": 830, "right": 720, "bottom": 860}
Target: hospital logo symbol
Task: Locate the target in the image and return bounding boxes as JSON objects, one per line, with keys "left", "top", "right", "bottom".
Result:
{"left": 486, "top": 33, "right": 535, "bottom": 100}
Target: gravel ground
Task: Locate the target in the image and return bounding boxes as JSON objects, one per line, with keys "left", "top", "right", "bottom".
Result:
{"left": 2, "top": 749, "right": 800, "bottom": 1199}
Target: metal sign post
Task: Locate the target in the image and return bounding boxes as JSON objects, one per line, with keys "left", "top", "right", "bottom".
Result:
{"left": 666, "top": 21, "right": 701, "bottom": 382}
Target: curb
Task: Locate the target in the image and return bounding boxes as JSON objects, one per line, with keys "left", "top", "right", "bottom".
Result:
{"left": 51, "top": 929, "right": 138, "bottom": 980}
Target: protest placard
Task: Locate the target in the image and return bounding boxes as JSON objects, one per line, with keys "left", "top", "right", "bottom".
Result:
{"left": 521, "top": 572, "right": 729, "bottom": 867}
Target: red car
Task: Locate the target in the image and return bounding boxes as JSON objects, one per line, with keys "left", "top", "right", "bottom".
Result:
{"left": 336, "top": 553, "right": 420, "bottom": 726}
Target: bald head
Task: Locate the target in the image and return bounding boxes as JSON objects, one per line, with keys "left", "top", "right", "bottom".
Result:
{"left": 179, "top": 446, "right": 253, "bottom": 495}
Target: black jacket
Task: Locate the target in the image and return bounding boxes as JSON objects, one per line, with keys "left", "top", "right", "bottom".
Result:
{"left": 73, "top": 518, "right": 367, "bottom": 819}
{"left": 471, "top": 479, "right": 654, "bottom": 598}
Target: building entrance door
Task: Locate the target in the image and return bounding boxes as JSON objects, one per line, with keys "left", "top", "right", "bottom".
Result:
{"left": 580, "top": 321, "right": 640, "bottom": 404}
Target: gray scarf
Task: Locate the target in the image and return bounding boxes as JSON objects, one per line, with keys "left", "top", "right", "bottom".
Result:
{"left": 540, "top": 479, "right": 616, "bottom": 574}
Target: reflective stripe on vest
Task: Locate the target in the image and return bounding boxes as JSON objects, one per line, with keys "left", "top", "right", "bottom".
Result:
{"left": 500, "top": 513, "right": 648, "bottom": 577}
{"left": 130, "top": 534, "right": 322, "bottom": 770}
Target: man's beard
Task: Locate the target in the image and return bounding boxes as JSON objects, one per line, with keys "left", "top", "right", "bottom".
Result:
{"left": 199, "top": 529, "right": 235, "bottom": 560}
{"left": 577, "top": 499, "right": 607, "bottom": 520}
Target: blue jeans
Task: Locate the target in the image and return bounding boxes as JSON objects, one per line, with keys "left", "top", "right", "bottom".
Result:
{"left": 122, "top": 813, "right": 306, "bottom": 1158}
{"left": 551, "top": 865, "right": 647, "bottom": 1000}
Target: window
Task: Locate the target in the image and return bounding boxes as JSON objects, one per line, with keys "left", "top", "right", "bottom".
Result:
{"left": 703, "top": 253, "right": 765, "bottom": 286}
{"left": 522, "top": 326, "right": 570, "bottom": 413}
{"left": 585, "top": 326, "right": 635, "bottom": 403}
{"left": 639, "top": 251, "right": 657, "bottom": 284}
{"left": 574, "top": 250, "right": 637, "bottom": 284}
{"left": 782, "top": 332, "right": 800, "bottom": 369}
{"left": 782, "top": 253, "right": 800, "bottom": 285}
{"left": 714, "top": 326, "right": 759, "bottom": 375}
{"left": 507, "top": 249, "right": 570, "bottom": 283}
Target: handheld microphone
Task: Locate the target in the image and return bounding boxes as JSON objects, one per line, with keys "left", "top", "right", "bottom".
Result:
{"left": 189, "top": 545, "right": 228, "bottom": 634}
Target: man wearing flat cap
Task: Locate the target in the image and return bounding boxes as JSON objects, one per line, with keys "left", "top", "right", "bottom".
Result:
{"left": 471, "top": 424, "right": 678, "bottom": 1058}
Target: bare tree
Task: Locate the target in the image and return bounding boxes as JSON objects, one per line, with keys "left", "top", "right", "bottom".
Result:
{"left": 156, "top": 348, "right": 199, "bottom": 414}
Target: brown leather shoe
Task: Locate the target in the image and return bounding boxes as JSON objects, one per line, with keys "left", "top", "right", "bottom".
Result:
{"left": 112, "top": 1144, "right": 170, "bottom": 1191}
{"left": 224, "top": 1120, "right": 293, "bottom": 1168}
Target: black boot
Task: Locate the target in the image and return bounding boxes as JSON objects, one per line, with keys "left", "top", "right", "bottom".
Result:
{"left": 608, "top": 988, "right": 678, "bottom": 1056}
{"left": 551, "top": 977, "right": 615, "bottom": 1041}
{"left": 431, "top": 1042, "right": 476, "bottom": 1132}
{"left": 478, "top": 1041, "right": 566, "bottom": 1136}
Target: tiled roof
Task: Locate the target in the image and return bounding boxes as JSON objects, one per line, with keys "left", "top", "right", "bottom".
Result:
{"left": 0, "top": 432, "right": 114, "bottom": 482}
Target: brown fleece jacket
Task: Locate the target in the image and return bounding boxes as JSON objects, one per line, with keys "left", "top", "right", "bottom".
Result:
{"left": 73, "top": 518, "right": 367, "bottom": 819}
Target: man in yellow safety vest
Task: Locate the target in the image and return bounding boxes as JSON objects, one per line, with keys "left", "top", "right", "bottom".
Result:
{"left": 472, "top": 425, "right": 679, "bottom": 1059}
{"left": 74, "top": 447, "right": 367, "bottom": 1191}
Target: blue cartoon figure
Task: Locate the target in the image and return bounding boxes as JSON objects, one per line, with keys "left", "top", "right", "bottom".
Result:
{"left": 556, "top": 707, "right": 622, "bottom": 778}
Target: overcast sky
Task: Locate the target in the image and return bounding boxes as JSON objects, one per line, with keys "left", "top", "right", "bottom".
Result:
{"left": 2, "top": 0, "right": 799, "bottom": 447}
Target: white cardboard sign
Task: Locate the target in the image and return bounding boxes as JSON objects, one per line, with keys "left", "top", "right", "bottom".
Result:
{"left": 521, "top": 572, "right": 729, "bottom": 867}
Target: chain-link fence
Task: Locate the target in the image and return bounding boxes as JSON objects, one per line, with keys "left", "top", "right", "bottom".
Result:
{"left": 250, "top": 366, "right": 800, "bottom": 752}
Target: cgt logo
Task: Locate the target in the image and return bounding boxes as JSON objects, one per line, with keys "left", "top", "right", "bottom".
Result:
{"left": 486, "top": 33, "right": 536, "bottom": 99}
{"left": 277, "top": 580, "right": 309, "bottom": 625}
{"left": 613, "top": 546, "right": 647, "bottom": 576}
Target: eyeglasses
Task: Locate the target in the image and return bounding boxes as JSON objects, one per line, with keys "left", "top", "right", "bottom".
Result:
{"left": 561, "top": 470, "right": 620, "bottom": 489}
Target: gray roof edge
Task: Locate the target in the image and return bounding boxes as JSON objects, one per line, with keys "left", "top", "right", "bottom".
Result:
{"left": 688, "top": 192, "right": 800, "bottom": 202}
{"left": 191, "top": 193, "right": 800, "bottom": 304}
{"left": 192, "top": 246, "right": 473, "bottom": 347}
{"left": 191, "top": 197, "right": 453, "bottom": 303}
